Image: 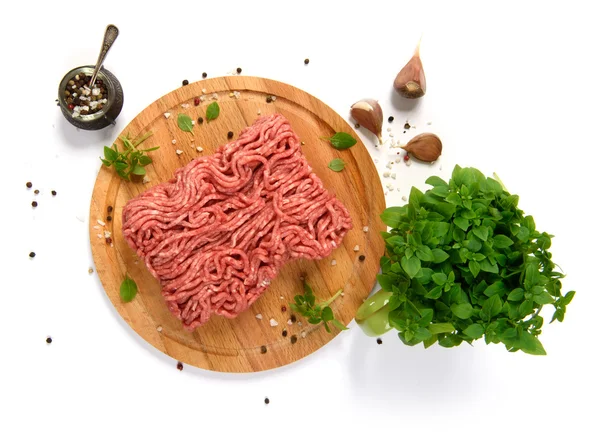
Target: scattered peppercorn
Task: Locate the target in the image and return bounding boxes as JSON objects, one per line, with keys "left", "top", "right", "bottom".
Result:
{"left": 264, "top": 397, "right": 270, "bottom": 405}
{"left": 46, "top": 337, "right": 52, "bottom": 344}
{"left": 358, "top": 255, "right": 366, "bottom": 262}
{"left": 404, "top": 122, "right": 411, "bottom": 130}
{"left": 291, "top": 335, "right": 298, "bottom": 344}
{"left": 202, "top": 72, "right": 207, "bottom": 78}
{"left": 266, "top": 95, "right": 273, "bottom": 103}
{"left": 227, "top": 131, "right": 234, "bottom": 139}
{"left": 26, "top": 182, "right": 32, "bottom": 188}
{"left": 197, "top": 117, "right": 204, "bottom": 124}
{"left": 34, "top": 189, "right": 39, "bottom": 195}
{"left": 260, "top": 345, "right": 267, "bottom": 354}
{"left": 403, "top": 154, "right": 410, "bottom": 162}
{"left": 29, "top": 252, "right": 36, "bottom": 258}
{"left": 355, "top": 123, "right": 360, "bottom": 129}
{"left": 282, "top": 329, "right": 288, "bottom": 337}
{"left": 182, "top": 79, "right": 189, "bottom": 86}
{"left": 376, "top": 338, "right": 383, "bottom": 345}
{"left": 106, "top": 215, "right": 112, "bottom": 222}
{"left": 388, "top": 116, "right": 394, "bottom": 123}
{"left": 177, "top": 361, "right": 183, "bottom": 371}
{"left": 106, "top": 237, "right": 113, "bottom": 245}
{"left": 194, "top": 97, "right": 200, "bottom": 106}
{"left": 31, "top": 201, "right": 38, "bottom": 208}
{"left": 236, "top": 67, "right": 242, "bottom": 74}
{"left": 304, "top": 58, "right": 310, "bottom": 65}
{"left": 290, "top": 315, "right": 297, "bottom": 323}
{"left": 281, "top": 306, "right": 287, "bottom": 312}
{"left": 107, "top": 206, "right": 113, "bottom": 213}
{"left": 51, "top": 190, "right": 57, "bottom": 196}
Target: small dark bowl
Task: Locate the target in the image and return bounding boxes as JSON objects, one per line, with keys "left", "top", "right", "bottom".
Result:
{"left": 58, "top": 65, "right": 124, "bottom": 130}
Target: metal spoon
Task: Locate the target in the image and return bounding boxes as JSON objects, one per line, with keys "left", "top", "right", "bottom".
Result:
{"left": 89, "top": 24, "right": 119, "bottom": 88}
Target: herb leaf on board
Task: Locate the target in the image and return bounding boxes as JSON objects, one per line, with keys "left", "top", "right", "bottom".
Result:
{"left": 206, "top": 102, "right": 220, "bottom": 121}
{"left": 99, "top": 132, "right": 158, "bottom": 182}
{"left": 290, "top": 282, "right": 348, "bottom": 333}
{"left": 177, "top": 114, "right": 194, "bottom": 134}
{"left": 322, "top": 132, "right": 357, "bottom": 149}
{"left": 120, "top": 276, "right": 138, "bottom": 302}
{"left": 328, "top": 158, "right": 346, "bottom": 172}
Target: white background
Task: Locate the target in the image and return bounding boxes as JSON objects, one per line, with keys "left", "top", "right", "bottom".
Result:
{"left": 1, "top": 1, "right": 598, "bottom": 430}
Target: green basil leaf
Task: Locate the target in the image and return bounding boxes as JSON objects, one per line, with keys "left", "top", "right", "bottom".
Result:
{"left": 428, "top": 323, "right": 455, "bottom": 334}
{"left": 445, "top": 192, "right": 462, "bottom": 206}
{"left": 425, "top": 176, "right": 448, "bottom": 187}
{"left": 451, "top": 303, "right": 473, "bottom": 319}
{"left": 104, "top": 146, "right": 118, "bottom": 161}
{"left": 328, "top": 158, "right": 346, "bottom": 172}
{"left": 469, "top": 260, "right": 481, "bottom": 278}
{"left": 331, "top": 319, "right": 349, "bottom": 331}
{"left": 463, "top": 323, "right": 485, "bottom": 339}
{"left": 206, "top": 101, "right": 220, "bottom": 121}
{"left": 380, "top": 207, "right": 406, "bottom": 228}
{"left": 425, "top": 285, "right": 443, "bottom": 299}
{"left": 507, "top": 288, "right": 524, "bottom": 302}
{"left": 401, "top": 255, "right": 421, "bottom": 279}
{"left": 480, "top": 258, "right": 499, "bottom": 274}
{"left": 324, "top": 132, "right": 357, "bottom": 149}
{"left": 321, "top": 306, "right": 334, "bottom": 322}
{"left": 416, "top": 245, "right": 434, "bottom": 262}
{"left": 139, "top": 155, "right": 152, "bottom": 166}
{"left": 177, "top": 113, "right": 195, "bottom": 134}
{"left": 482, "top": 294, "right": 503, "bottom": 320}
{"left": 431, "top": 248, "right": 450, "bottom": 264}
{"left": 562, "top": 291, "right": 575, "bottom": 306}
{"left": 432, "top": 272, "right": 448, "bottom": 285}
{"left": 519, "top": 331, "right": 547, "bottom": 355}
{"left": 413, "top": 327, "right": 432, "bottom": 342}
{"left": 519, "top": 299, "right": 534, "bottom": 318}
{"left": 132, "top": 165, "right": 146, "bottom": 175}
{"left": 533, "top": 292, "right": 554, "bottom": 305}
{"left": 484, "top": 281, "right": 507, "bottom": 297}
{"left": 120, "top": 276, "right": 138, "bottom": 302}
{"left": 473, "top": 226, "right": 489, "bottom": 241}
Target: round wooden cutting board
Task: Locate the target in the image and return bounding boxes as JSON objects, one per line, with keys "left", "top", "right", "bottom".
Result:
{"left": 90, "top": 76, "right": 385, "bottom": 373}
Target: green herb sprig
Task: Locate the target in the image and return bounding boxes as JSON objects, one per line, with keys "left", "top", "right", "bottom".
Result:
{"left": 100, "top": 131, "right": 158, "bottom": 181}
{"left": 377, "top": 165, "right": 574, "bottom": 355}
{"left": 290, "top": 282, "right": 348, "bottom": 333}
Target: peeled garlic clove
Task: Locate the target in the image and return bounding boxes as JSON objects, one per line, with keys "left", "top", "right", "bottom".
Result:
{"left": 401, "top": 133, "right": 442, "bottom": 162}
{"left": 350, "top": 99, "right": 383, "bottom": 143}
{"left": 394, "top": 40, "right": 426, "bottom": 99}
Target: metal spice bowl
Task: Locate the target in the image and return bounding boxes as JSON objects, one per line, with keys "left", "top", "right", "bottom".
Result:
{"left": 58, "top": 65, "right": 123, "bottom": 130}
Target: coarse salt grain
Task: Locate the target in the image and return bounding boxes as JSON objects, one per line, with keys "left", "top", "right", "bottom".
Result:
{"left": 363, "top": 226, "right": 369, "bottom": 232}
{"left": 373, "top": 158, "right": 379, "bottom": 163}
{"left": 92, "top": 88, "right": 100, "bottom": 96}
{"left": 383, "top": 171, "right": 390, "bottom": 178}
{"left": 391, "top": 173, "right": 397, "bottom": 179}
{"left": 143, "top": 176, "right": 150, "bottom": 184}
{"left": 280, "top": 296, "right": 284, "bottom": 300}
{"left": 255, "top": 314, "right": 263, "bottom": 320}
{"left": 269, "top": 318, "right": 278, "bottom": 327}
{"left": 164, "top": 112, "right": 171, "bottom": 119}
{"left": 387, "top": 127, "right": 392, "bottom": 132}
{"left": 298, "top": 322, "right": 302, "bottom": 327}
{"left": 196, "top": 146, "right": 203, "bottom": 152}
{"left": 199, "top": 95, "right": 206, "bottom": 102}
{"left": 395, "top": 157, "right": 402, "bottom": 163}
{"left": 88, "top": 267, "right": 94, "bottom": 274}
{"left": 104, "top": 231, "right": 112, "bottom": 238}
{"left": 97, "top": 234, "right": 102, "bottom": 239}
{"left": 331, "top": 259, "right": 337, "bottom": 266}
{"left": 341, "top": 292, "right": 345, "bottom": 297}
{"left": 176, "top": 149, "right": 183, "bottom": 155}
{"left": 287, "top": 319, "right": 293, "bottom": 326}
{"left": 181, "top": 103, "right": 190, "bottom": 108}
{"left": 427, "top": 121, "right": 432, "bottom": 125}
{"left": 93, "top": 225, "right": 100, "bottom": 230}
{"left": 402, "top": 196, "right": 408, "bottom": 201}
{"left": 97, "top": 220, "right": 106, "bottom": 226}
{"left": 353, "top": 245, "right": 360, "bottom": 251}
{"left": 301, "top": 331, "right": 307, "bottom": 338}
{"left": 191, "top": 120, "right": 196, "bottom": 125}
{"left": 211, "top": 93, "right": 219, "bottom": 100}
{"left": 157, "top": 326, "right": 162, "bottom": 332}
{"left": 257, "top": 109, "right": 262, "bottom": 115}
{"left": 233, "top": 91, "right": 241, "bottom": 99}
{"left": 201, "top": 88, "right": 207, "bottom": 94}
{"left": 172, "top": 139, "right": 177, "bottom": 144}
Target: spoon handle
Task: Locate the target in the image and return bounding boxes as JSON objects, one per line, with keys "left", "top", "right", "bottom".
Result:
{"left": 89, "top": 24, "right": 119, "bottom": 88}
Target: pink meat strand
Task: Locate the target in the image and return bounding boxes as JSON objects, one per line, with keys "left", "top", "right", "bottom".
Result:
{"left": 122, "top": 114, "right": 352, "bottom": 331}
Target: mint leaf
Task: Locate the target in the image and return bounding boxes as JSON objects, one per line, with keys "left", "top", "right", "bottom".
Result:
{"left": 120, "top": 276, "right": 138, "bottom": 302}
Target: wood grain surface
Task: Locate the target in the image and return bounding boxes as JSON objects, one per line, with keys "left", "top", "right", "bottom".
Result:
{"left": 89, "top": 76, "right": 385, "bottom": 373}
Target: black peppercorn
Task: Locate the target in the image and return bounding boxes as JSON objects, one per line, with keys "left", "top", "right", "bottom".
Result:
{"left": 260, "top": 345, "right": 267, "bottom": 354}
{"left": 107, "top": 206, "right": 113, "bottom": 213}
{"left": 227, "top": 131, "right": 234, "bottom": 139}
{"left": 31, "top": 201, "right": 38, "bottom": 208}
{"left": 202, "top": 72, "right": 207, "bottom": 78}
{"left": 388, "top": 116, "right": 394, "bottom": 123}
{"left": 51, "top": 190, "right": 57, "bottom": 196}
{"left": 26, "top": 182, "right": 32, "bottom": 188}
{"left": 404, "top": 122, "right": 411, "bottom": 130}
{"left": 304, "top": 58, "right": 309, "bottom": 65}
{"left": 355, "top": 123, "right": 360, "bottom": 129}
{"left": 29, "top": 252, "right": 36, "bottom": 258}
{"left": 34, "top": 189, "right": 39, "bottom": 195}
{"left": 358, "top": 255, "right": 366, "bottom": 262}
{"left": 177, "top": 362, "right": 183, "bottom": 371}
{"left": 376, "top": 338, "right": 382, "bottom": 345}
{"left": 282, "top": 329, "right": 288, "bottom": 337}
{"left": 197, "top": 117, "right": 204, "bottom": 124}
{"left": 46, "top": 337, "right": 52, "bottom": 344}
{"left": 266, "top": 95, "right": 273, "bottom": 103}
{"left": 182, "top": 79, "right": 189, "bottom": 86}
{"left": 264, "top": 397, "right": 270, "bottom": 405}
{"left": 291, "top": 335, "right": 298, "bottom": 344}
{"left": 290, "top": 315, "right": 297, "bottom": 323}
{"left": 236, "top": 67, "right": 242, "bottom": 74}
{"left": 106, "top": 215, "right": 112, "bottom": 222}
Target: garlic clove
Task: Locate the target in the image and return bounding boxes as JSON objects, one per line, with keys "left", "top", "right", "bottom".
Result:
{"left": 394, "top": 40, "right": 426, "bottom": 99}
{"left": 350, "top": 99, "right": 383, "bottom": 143}
{"left": 401, "top": 133, "right": 442, "bottom": 162}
